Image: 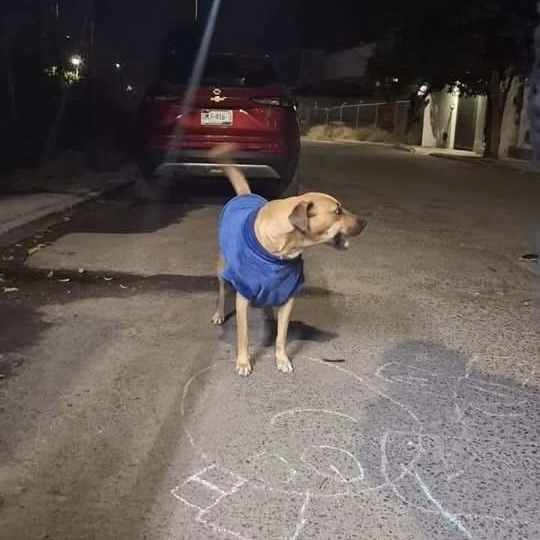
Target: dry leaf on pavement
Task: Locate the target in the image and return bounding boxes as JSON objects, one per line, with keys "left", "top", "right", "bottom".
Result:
{"left": 27, "top": 244, "right": 47, "bottom": 255}
{"left": 3, "top": 287, "right": 19, "bottom": 293}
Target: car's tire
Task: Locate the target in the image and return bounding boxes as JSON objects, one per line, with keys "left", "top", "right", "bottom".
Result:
{"left": 269, "top": 169, "right": 300, "bottom": 200}
{"left": 135, "top": 170, "right": 173, "bottom": 202}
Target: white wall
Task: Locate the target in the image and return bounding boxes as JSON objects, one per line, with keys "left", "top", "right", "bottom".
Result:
{"left": 421, "top": 87, "right": 460, "bottom": 148}
{"left": 420, "top": 78, "right": 530, "bottom": 155}
{"left": 473, "top": 95, "right": 487, "bottom": 154}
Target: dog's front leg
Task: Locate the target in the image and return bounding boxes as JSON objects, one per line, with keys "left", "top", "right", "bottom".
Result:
{"left": 275, "top": 297, "right": 295, "bottom": 373}
{"left": 235, "top": 293, "right": 251, "bottom": 376}
{"left": 212, "top": 255, "right": 226, "bottom": 325}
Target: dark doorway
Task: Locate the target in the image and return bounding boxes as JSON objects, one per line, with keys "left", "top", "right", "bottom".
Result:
{"left": 454, "top": 96, "right": 478, "bottom": 151}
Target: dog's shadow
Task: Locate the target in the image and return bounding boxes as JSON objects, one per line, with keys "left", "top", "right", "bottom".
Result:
{"left": 217, "top": 309, "right": 338, "bottom": 349}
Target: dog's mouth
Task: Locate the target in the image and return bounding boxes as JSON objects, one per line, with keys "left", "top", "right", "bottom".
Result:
{"left": 329, "top": 232, "right": 350, "bottom": 250}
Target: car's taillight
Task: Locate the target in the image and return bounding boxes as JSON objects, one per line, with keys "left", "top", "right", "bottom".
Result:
{"left": 251, "top": 97, "right": 296, "bottom": 108}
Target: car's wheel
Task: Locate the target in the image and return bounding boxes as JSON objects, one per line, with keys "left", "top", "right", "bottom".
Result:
{"left": 135, "top": 169, "right": 173, "bottom": 202}
{"left": 277, "top": 169, "right": 300, "bottom": 198}
{"left": 264, "top": 169, "right": 299, "bottom": 200}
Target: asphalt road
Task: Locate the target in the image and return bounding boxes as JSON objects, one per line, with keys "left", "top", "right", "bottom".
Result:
{"left": 0, "top": 142, "right": 539, "bottom": 540}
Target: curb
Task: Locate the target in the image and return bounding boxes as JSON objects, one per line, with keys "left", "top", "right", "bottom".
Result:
{"left": 427, "top": 153, "right": 540, "bottom": 173}
{"left": 429, "top": 153, "right": 483, "bottom": 163}
{"left": 301, "top": 138, "right": 536, "bottom": 171}
{"left": 392, "top": 144, "right": 415, "bottom": 153}
{"left": 301, "top": 138, "right": 415, "bottom": 153}
{"left": 0, "top": 172, "right": 135, "bottom": 248}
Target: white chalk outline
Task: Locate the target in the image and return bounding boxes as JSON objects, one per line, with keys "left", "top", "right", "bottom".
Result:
{"left": 171, "top": 464, "right": 252, "bottom": 540}
{"left": 291, "top": 492, "right": 311, "bottom": 540}
{"left": 412, "top": 469, "right": 473, "bottom": 539}
{"left": 172, "top": 356, "right": 424, "bottom": 539}
{"left": 376, "top": 359, "right": 538, "bottom": 419}
{"left": 300, "top": 445, "right": 365, "bottom": 484}
{"left": 173, "top": 355, "right": 538, "bottom": 539}
{"left": 379, "top": 440, "right": 535, "bottom": 531}
{"left": 179, "top": 357, "right": 424, "bottom": 499}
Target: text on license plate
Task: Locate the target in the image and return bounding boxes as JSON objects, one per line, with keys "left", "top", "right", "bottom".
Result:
{"left": 201, "top": 109, "right": 233, "bottom": 126}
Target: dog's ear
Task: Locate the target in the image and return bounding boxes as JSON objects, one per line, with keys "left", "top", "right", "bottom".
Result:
{"left": 289, "top": 201, "right": 313, "bottom": 233}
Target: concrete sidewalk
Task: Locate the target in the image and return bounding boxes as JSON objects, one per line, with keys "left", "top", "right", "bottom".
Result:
{"left": 303, "top": 138, "right": 539, "bottom": 173}
{"left": 407, "top": 145, "right": 540, "bottom": 173}
{"left": 0, "top": 167, "right": 135, "bottom": 243}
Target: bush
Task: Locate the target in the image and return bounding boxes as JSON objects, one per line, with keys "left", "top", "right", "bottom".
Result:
{"left": 2, "top": 151, "right": 89, "bottom": 193}
{"left": 305, "top": 123, "right": 396, "bottom": 143}
{"left": 355, "top": 125, "right": 396, "bottom": 143}
{"left": 305, "top": 124, "right": 332, "bottom": 140}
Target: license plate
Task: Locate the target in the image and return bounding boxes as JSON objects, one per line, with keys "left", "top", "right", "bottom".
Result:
{"left": 201, "top": 109, "right": 233, "bottom": 126}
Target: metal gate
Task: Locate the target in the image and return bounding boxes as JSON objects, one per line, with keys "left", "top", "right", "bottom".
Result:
{"left": 454, "top": 96, "right": 478, "bottom": 150}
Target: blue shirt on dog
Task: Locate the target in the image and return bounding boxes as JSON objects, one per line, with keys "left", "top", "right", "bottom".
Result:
{"left": 218, "top": 194, "right": 304, "bottom": 307}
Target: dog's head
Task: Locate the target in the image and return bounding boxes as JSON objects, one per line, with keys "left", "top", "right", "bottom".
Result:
{"left": 288, "top": 192, "right": 367, "bottom": 250}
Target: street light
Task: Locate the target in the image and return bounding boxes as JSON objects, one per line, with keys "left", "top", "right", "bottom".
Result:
{"left": 67, "top": 54, "right": 83, "bottom": 82}
{"left": 70, "top": 54, "right": 82, "bottom": 67}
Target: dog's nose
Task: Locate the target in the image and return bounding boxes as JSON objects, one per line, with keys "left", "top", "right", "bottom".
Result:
{"left": 354, "top": 218, "right": 367, "bottom": 234}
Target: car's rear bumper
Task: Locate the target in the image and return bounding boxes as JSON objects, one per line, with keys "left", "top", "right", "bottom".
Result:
{"left": 138, "top": 149, "right": 297, "bottom": 182}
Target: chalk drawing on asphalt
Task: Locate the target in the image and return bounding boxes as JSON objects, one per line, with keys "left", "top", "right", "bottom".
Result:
{"left": 171, "top": 355, "right": 538, "bottom": 540}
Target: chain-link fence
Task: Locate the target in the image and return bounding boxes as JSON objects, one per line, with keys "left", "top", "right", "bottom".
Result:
{"left": 297, "top": 100, "right": 411, "bottom": 141}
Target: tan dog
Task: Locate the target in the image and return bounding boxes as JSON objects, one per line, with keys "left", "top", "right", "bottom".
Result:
{"left": 210, "top": 143, "right": 366, "bottom": 376}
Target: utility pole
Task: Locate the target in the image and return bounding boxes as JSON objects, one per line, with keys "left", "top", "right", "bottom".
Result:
{"left": 89, "top": 0, "right": 96, "bottom": 89}
{"left": 2, "top": 21, "right": 18, "bottom": 133}
{"left": 178, "top": 1, "right": 199, "bottom": 22}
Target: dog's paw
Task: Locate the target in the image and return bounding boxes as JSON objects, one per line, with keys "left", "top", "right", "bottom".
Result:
{"left": 235, "top": 360, "right": 252, "bottom": 377}
{"left": 276, "top": 358, "right": 294, "bottom": 374}
{"left": 212, "top": 313, "right": 225, "bottom": 325}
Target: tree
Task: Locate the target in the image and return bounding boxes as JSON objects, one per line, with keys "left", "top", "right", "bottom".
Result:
{"left": 367, "top": 0, "right": 535, "bottom": 157}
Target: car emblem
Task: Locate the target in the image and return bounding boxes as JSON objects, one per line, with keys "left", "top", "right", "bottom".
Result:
{"left": 210, "top": 88, "right": 227, "bottom": 103}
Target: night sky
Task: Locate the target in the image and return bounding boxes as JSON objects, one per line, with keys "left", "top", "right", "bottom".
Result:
{"left": 27, "top": 0, "right": 370, "bottom": 82}
{"left": 88, "top": 0, "right": 295, "bottom": 79}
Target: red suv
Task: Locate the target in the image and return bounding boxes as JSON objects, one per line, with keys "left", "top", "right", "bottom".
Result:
{"left": 136, "top": 52, "right": 301, "bottom": 198}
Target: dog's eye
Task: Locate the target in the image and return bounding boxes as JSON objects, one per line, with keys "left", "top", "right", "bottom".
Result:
{"left": 335, "top": 206, "right": 343, "bottom": 215}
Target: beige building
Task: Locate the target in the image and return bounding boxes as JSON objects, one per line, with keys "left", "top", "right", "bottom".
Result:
{"left": 421, "top": 79, "right": 530, "bottom": 158}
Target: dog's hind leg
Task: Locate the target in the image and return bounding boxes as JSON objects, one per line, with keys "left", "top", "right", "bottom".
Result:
{"left": 212, "top": 255, "right": 226, "bottom": 325}
{"left": 275, "top": 297, "right": 295, "bottom": 373}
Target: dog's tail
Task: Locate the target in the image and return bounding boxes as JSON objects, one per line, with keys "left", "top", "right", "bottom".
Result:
{"left": 209, "top": 143, "right": 251, "bottom": 195}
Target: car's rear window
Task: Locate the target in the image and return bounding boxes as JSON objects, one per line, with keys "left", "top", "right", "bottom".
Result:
{"left": 162, "top": 54, "right": 278, "bottom": 87}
